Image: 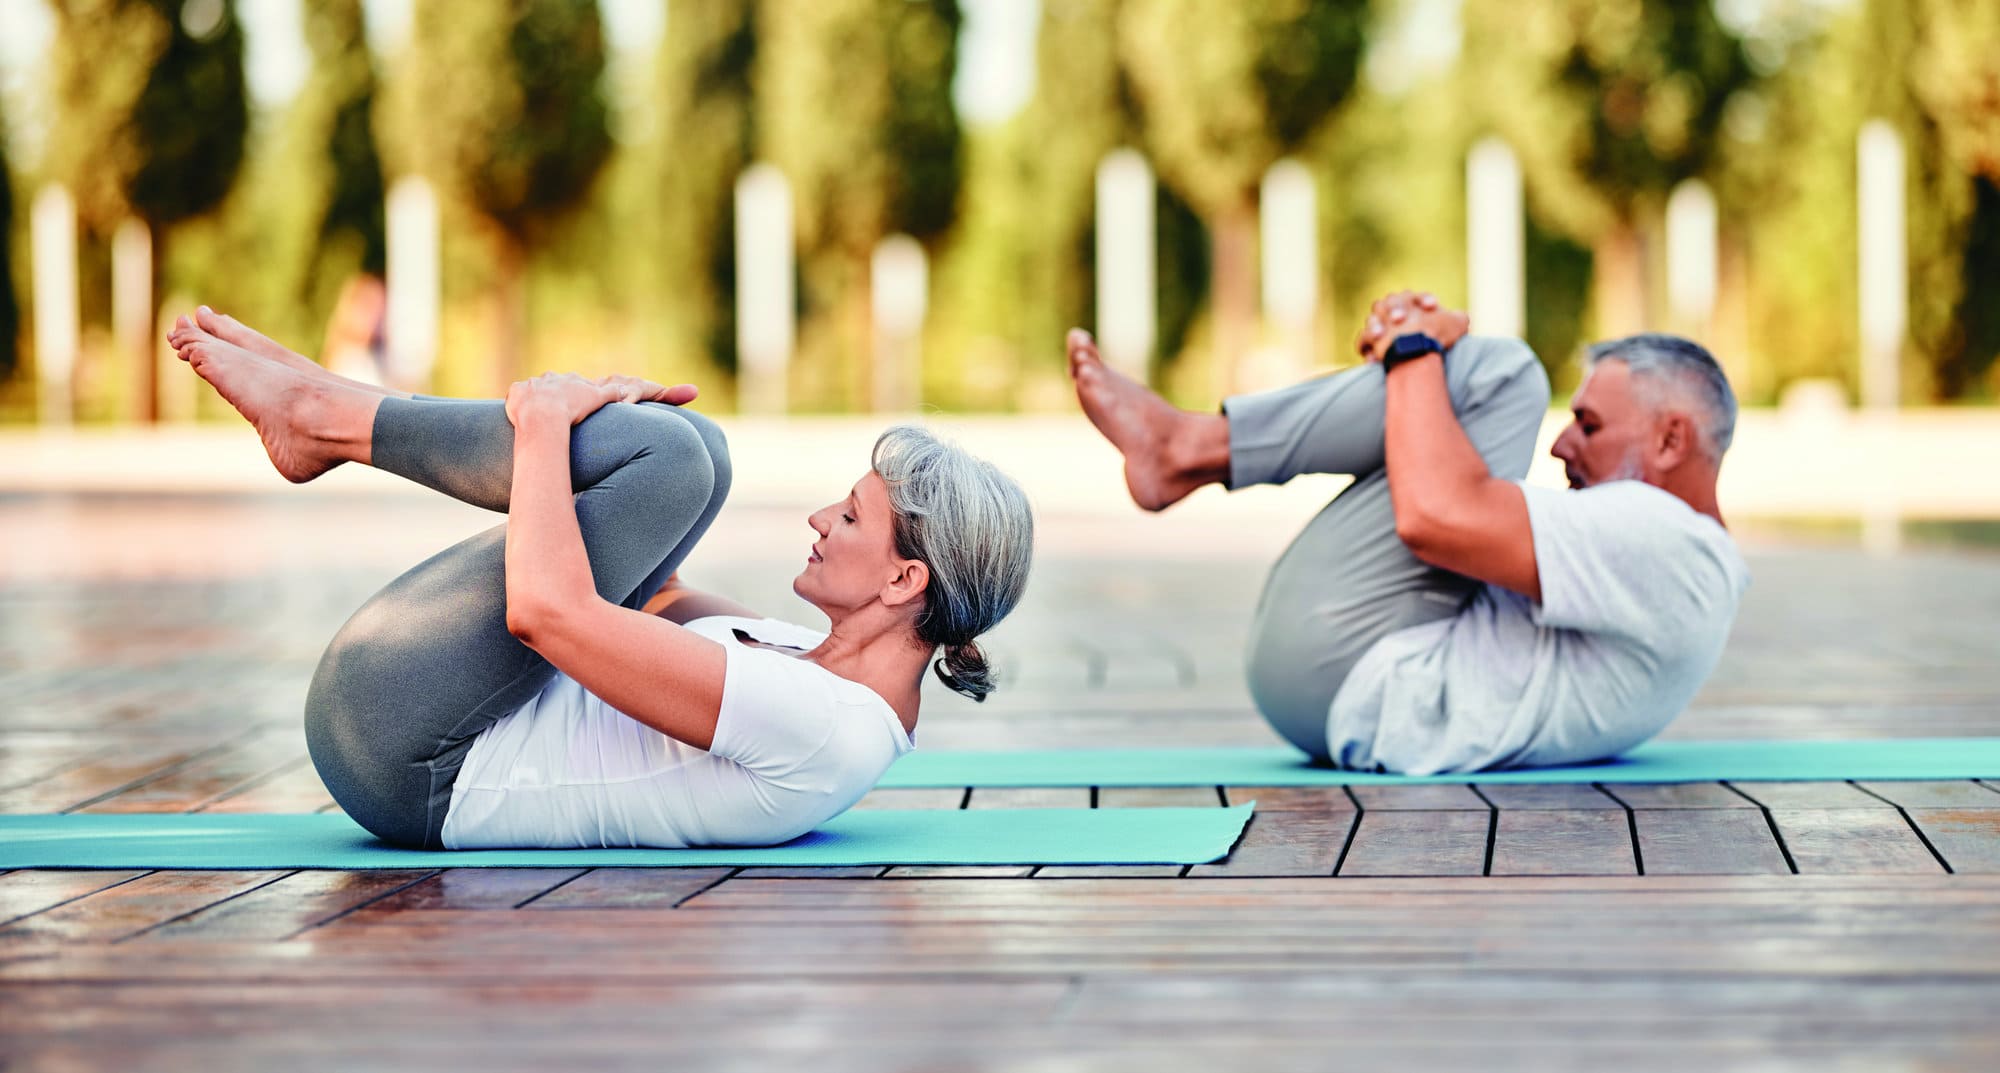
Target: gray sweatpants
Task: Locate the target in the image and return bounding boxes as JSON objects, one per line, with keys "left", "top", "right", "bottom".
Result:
{"left": 304, "top": 397, "right": 730, "bottom": 848}
{"left": 1224, "top": 336, "right": 1552, "bottom": 762}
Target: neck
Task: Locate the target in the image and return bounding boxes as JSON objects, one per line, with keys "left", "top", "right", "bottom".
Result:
{"left": 809, "top": 606, "right": 931, "bottom": 734}
{"left": 1655, "top": 464, "right": 1725, "bottom": 528}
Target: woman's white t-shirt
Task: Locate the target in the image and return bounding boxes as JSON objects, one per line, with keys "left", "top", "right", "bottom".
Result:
{"left": 440, "top": 616, "right": 912, "bottom": 849}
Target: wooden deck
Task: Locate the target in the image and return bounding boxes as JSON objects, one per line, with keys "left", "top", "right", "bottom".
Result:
{"left": 5, "top": 492, "right": 2000, "bottom": 1070}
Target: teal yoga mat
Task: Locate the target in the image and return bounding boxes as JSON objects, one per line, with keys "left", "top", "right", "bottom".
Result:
{"left": 0, "top": 806, "right": 1252, "bottom": 870}
{"left": 877, "top": 738, "right": 2000, "bottom": 788}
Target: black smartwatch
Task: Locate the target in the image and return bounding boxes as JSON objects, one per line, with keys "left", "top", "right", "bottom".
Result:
{"left": 1382, "top": 331, "right": 1442, "bottom": 372}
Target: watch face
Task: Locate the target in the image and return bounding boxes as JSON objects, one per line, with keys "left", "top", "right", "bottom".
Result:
{"left": 1390, "top": 333, "right": 1439, "bottom": 360}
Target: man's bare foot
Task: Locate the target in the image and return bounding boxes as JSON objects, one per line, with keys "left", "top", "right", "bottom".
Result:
{"left": 173, "top": 327, "right": 353, "bottom": 483}
{"left": 1066, "top": 329, "right": 1226, "bottom": 511}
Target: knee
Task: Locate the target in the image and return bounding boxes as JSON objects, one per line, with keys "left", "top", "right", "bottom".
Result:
{"left": 1455, "top": 336, "right": 1552, "bottom": 413}
{"left": 669, "top": 407, "right": 732, "bottom": 506}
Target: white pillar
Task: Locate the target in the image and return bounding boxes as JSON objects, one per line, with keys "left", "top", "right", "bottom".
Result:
{"left": 112, "top": 218, "right": 153, "bottom": 421}
{"left": 870, "top": 233, "right": 927, "bottom": 413}
{"left": 734, "top": 163, "right": 794, "bottom": 414}
{"left": 386, "top": 176, "right": 440, "bottom": 392}
{"left": 1465, "top": 137, "right": 1524, "bottom": 340}
{"left": 1260, "top": 158, "right": 1317, "bottom": 370}
{"left": 1665, "top": 178, "right": 1718, "bottom": 332}
{"left": 1094, "top": 148, "right": 1155, "bottom": 380}
{"left": 31, "top": 185, "right": 78, "bottom": 425}
{"left": 1857, "top": 120, "right": 1906, "bottom": 411}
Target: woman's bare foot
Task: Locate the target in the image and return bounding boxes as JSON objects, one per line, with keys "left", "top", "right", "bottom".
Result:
{"left": 188, "top": 306, "right": 407, "bottom": 399}
{"left": 1066, "top": 329, "right": 1228, "bottom": 511}
{"left": 172, "top": 325, "right": 372, "bottom": 483}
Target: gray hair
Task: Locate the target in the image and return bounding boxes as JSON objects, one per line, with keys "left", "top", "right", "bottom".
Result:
{"left": 1586, "top": 333, "right": 1738, "bottom": 463}
{"left": 871, "top": 425, "right": 1035, "bottom": 702}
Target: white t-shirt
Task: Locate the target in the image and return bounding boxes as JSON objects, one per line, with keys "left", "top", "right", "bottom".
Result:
{"left": 441, "top": 616, "right": 912, "bottom": 849}
{"left": 1325, "top": 480, "right": 1749, "bottom": 774}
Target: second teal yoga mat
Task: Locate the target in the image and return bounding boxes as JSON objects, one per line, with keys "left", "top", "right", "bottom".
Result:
{"left": 878, "top": 738, "right": 2000, "bottom": 788}
{"left": 0, "top": 806, "right": 1252, "bottom": 870}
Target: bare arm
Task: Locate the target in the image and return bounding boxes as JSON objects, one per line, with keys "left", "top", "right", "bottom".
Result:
{"left": 642, "top": 573, "right": 763, "bottom": 625}
{"left": 502, "top": 374, "right": 727, "bottom": 750}
{"left": 1360, "top": 293, "right": 1541, "bottom": 602}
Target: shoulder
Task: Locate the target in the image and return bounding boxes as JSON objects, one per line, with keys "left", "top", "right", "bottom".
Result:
{"left": 683, "top": 615, "right": 829, "bottom": 649}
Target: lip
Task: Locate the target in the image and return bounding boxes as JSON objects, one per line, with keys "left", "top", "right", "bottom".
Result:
{"left": 808, "top": 546, "right": 823, "bottom": 563}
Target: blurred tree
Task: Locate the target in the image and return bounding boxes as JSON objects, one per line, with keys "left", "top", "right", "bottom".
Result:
{"left": 46, "top": 0, "right": 248, "bottom": 418}
{"left": 386, "top": 0, "right": 612, "bottom": 387}
{"left": 754, "top": 0, "right": 962, "bottom": 409}
{"left": 0, "top": 113, "right": 16, "bottom": 381}
{"left": 273, "top": 0, "right": 386, "bottom": 343}
{"left": 649, "top": 0, "right": 756, "bottom": 379}
{"left": 1459, "top": 0, "right": 1755, "bottom": 337}
{"left": 1911, "top": 0, "right": 2000, "bottom": 397}
{"left": 1116, "top": 0, "right": 1370, "bottom": 384}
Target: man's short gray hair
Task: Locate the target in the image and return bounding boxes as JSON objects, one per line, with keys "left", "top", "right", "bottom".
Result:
{"left": 1587, "top": 333, "right": 1739, "bottom": 462}
{"left": 872, "top": 425, "right": 1034, "bottom": 703}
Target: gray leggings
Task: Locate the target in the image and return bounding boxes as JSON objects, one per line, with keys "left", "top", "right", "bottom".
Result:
{"left": 1223, "top": 337, "right": 1552, "bottom": 762}
{"left": 304, "top": 397, "right": 731, "bottom": 848}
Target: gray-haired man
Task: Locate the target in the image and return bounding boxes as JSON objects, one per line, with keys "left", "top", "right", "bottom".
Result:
{"left": 1067, "top": 290, "right": 1748, "bottom": 774}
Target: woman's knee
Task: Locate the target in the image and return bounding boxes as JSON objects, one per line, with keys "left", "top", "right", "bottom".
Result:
{"left": 658, "top": 405, "right": 732, "bottom": 506}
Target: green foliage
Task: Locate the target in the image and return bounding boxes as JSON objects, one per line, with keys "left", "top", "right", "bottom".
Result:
{"left": 648, "top": 0, "right": 757, "bottom": 378}
{"left": 0, "top": 117, "right": 15, "bottom": 380}
{"left": 1461, "top": 0, "right": 1755, "bottom": 239}
{"left": 1117, "top": 0, "right": 1369, "bottom": 215}
{"left": 47, "top": 0, "right": 248, "bottom": 234}
{"left": 389, "top": 0, "right": 612, "bottom": 243}
{"left": 753, "top": 0, "right": 963, "bottom": 408}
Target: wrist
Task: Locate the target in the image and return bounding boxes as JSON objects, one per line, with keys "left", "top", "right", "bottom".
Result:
{"left": 1382, "top": 332, "right": 1444, "bottom": 372}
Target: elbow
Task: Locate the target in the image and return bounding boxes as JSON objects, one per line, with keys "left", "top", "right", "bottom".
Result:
{"left": 1394, "top": 502, "right": 1446, "bottom": 566}
{"left": 505, "top": 593, "right": 559, "bottom": 646}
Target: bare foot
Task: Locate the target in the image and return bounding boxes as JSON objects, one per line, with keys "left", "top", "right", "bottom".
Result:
{"left": 174, "top": 328, "right": 345, "bottom": 483}
{"left": 1066, "top": 329, "right": 1218, "bottom": 511}
{"left": 189, "top": 306, "right": 406, "bottom": 399}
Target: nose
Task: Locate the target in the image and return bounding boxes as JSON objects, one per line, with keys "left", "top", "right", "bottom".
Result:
{"left": 1550, "top": 425, "right": 1577, "bottom": 463}
{"left": 807, "top": 507, "right": 831, "bottom": 537}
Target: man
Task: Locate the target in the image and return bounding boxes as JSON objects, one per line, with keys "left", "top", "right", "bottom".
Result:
{"left": 1068, "top": 291, "right": 1748, "bottom": 773}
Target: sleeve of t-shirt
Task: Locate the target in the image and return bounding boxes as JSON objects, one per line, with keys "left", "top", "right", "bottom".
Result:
{"left": 1519, "top": 481, "right": 1711, "bottom": 644}
{"left": 706, "top": 641, "right": 839, "bottom": 778}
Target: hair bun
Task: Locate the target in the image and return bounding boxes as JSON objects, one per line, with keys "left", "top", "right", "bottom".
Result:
{"left": 932, "top": 641, "right": 995, "bottom": 703}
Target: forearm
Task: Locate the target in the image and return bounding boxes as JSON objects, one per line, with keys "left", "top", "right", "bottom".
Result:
{"left": 1384, "top": 355, "right": 1496, "bottom": 530}
{"left": 503, "top": 412, "right": 598, "bottom": 641}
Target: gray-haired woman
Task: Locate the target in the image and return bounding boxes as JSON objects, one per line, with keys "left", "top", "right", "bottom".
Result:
{"left": 166, "top": 307, "right": 1033, "bottom": 851}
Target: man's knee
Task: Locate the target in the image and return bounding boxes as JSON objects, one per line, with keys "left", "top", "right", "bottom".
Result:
{"left": 1450, "top": 336, "right": 1552, "bottom": 413}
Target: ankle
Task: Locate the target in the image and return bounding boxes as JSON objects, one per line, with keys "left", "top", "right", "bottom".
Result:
{"left": 1163, "top": 411, "right": 1230, "bottom": 485}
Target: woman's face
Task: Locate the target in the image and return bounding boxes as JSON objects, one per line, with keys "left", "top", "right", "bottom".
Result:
{"left": 794, "top": 471, "right": 926, "bottom": 617}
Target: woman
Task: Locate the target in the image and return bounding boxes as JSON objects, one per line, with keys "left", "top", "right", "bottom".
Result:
{"left": 166, "top": 307, "right": 1033, "bottom": 850}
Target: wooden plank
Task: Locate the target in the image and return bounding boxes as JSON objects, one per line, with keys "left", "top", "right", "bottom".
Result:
{"left": 1348, "top": 784, "right": 1486, "bottom": 810}
{"left": 81, "top": 735, "right": 304, "bottom": 814}
{"left": 0, "top": 741, "right": 224, "bottom": 812}
{"left": 0, "top": 871, "right": 288, "bottom": 943}
{"left": 1632, "top": 809, "right": 1792, "bottom": 875}
{"left": 1187, "top": 808, "right": 1355, "bottom": 878}
{"left": 851, "top": 788, "right": 963, "bottom": 810}
{"left": 1222, "top": 786, "right": 1353, "bottom": 811}
{"left": 1489, "top": 811, "right": 1636, "bottom": 876}
{"left": 198, "top": 758, "right": 338, "bottom": 814}
{"left": 0, "top": 870, "right": 147, "bottom": 926}
{"left": 527, "top": 868, "right": 734, "bottom": 908}
{"left": 1856, "top": 781, "right": 2000, "bottom": 809}
{"left": 1096, "top": 786, "right": 1220, "bottom": 808}
{"left": 1600, "top": 783, "right": 1754, "bottom": 809}
{"left": 1034, "top": 865, "right": 1185, "bottom": 878}
{"left": 353, "top": 868, "right": 587, "bottom": 911}
{"left": 965, "top": 787, "right": 1092, "bottom": 809}
{"left": 1902, "top": 809, "right": 2000, "bottom": 874}
{"left": 1761, "top": 810, "right": 1946, "bottom": 875}
{"left": 1730, "top": 782, "right": 1888, "bottom": 809}
{"left": 140, "top": 870, "right": 432, "bottom": 941}
{"left": 735, "top": 867, "right": 887, "bottom": 879}
{"left": 1338, "top": 810, "right": 1490, "bottom": 877}
{"left": 1475, "top": 784, "right": 1622, "bottom": 810}
{"left": 883, "top": 866, "right": 1037, "bottom": 878}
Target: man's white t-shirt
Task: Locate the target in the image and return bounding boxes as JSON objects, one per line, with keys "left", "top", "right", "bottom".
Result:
{"left": 1325, "top": 480, "right": 1749, "bottom": 774}
{"left": 440, "top": 616, "right": 912, "bottom": 849}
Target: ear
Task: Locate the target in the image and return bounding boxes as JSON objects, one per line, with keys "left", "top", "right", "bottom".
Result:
{"left": 879, "top": 557, "right": 930, "bottom": 611}
{"left": 1653, "top": 411, "right": 1697, "bottom": 471}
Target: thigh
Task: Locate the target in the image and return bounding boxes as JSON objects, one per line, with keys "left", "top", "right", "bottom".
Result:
{"left": 1245, "top": 474, "right": 1474, "bottom": 760}
{"left": 305, "top": 524, "right": 554, "bottom": 847}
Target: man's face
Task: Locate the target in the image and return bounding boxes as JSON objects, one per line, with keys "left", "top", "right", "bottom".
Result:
{"left": 1550, "top": 360, "right": 1650, "bottom": 489}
